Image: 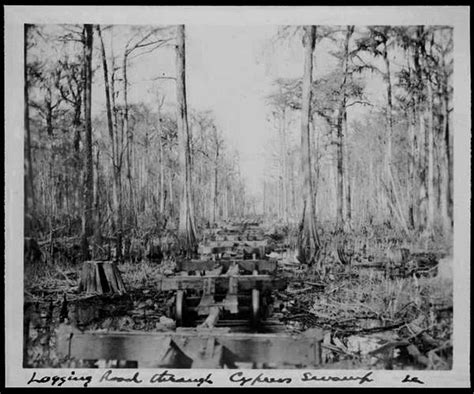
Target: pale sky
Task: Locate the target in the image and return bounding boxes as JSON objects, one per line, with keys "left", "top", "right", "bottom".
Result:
{"left": 186, "top": 26, "right": 277, "bottom": 197}
{"left": 104, "top": 25, "right": 285, "bottom": 199}
{"left": 118, "top": 25, "right": 352, "bottom": 199}
{"left": 35, "top": 24, "right": 383, "bottom": 200}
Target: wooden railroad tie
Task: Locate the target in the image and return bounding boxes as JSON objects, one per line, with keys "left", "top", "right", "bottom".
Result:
{"left": 160, "top": 274, "right": 287, "bottom": 292}
{"left": 175, "top": 259, "right": 278, "bottom": 275}
{"left": 56, "top": 323, "right": 324, "bottom": 369}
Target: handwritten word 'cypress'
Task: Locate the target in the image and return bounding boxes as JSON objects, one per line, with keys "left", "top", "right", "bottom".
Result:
{"left": 229, "top": 372, "right": 292, "bottom": 387}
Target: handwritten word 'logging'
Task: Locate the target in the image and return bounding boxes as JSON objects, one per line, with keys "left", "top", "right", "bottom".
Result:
{"left": 27, "top": 371, "right": 93, "bottom": 388}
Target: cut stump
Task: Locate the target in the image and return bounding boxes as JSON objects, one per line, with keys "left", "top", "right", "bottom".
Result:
{"left": 78, "top": 261, "right": 127, "bottom": 295}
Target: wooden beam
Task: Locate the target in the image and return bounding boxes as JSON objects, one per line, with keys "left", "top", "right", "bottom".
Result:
{"left": 160, "top": 275, "right": 287, "bottom": 292}
{"left": 204, "top": 240, "right": 268, "bottom": 249}
{"left": 223, "top": 276, "right": 239, "bottom": 314}
{"left": 56, "top": 325, "right": 323, "bottom": 368}
{"left": 196, "top": 278, "right": 215, "bottom": 315}
{"left": 175, "top": 260, "right": 277, "bottom": 274}
{"left": 197, "top": 306, "right": 221, "bottom": 329}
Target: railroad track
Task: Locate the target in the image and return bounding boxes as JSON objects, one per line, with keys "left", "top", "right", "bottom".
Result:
{"left": 56, "top": 219, "right": 323, "bottom": 369}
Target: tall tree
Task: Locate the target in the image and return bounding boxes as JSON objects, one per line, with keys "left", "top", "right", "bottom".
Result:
{"left": 121, "top": 26, "right": 172, "bottom": 255}
{"left": 176, "top": 25, "right": 197, "bottom": 256}
{"left": 335, "top": 25, "right": 354, "bottom": 227}
{"left": 355, "top": 26, "right": 408, "bottom": 231}
{"left": 212, "top": 125, "right": 222, "bottom": 224}
{"left": 81, "top": 24, "right": 94, "bottom": 260}
{"left": 24, "top": 24, "right": 35, "bottom": 236}
{"left": 297, "top": 25, "right": 321, "bottom": 266}
{"left": 58, "top": 55, "right": 84, "bottom": 215}
{"left": 97, "top": 24, "right": 123, "bottom": 261}
{"left": 393, "top": 25, "right": 419, "bottom": 229}
{"left": 156, "top": 94, "right": 166, "bottom": 216}
{"left": 424, "top": 31, "right": 436, "bottom": 233}
{"left": 438, "top": 28, "right": 453, "bottom": 230}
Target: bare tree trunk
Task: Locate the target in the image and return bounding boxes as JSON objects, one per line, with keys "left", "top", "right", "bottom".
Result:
{"left": 445, "top": 99, "right": 453, "bottom": 227}
{"left": 81, "top": 24, "right": 94, "bottom": 260}
{"left": 159, "top": 135, "right": 165, "bottom": 215}
{"left": 290, "top": 152, "right": 296, "bottom": 217}
{"left": 93, "top": 146, "right": 102, "bottom": 245}
{"left": 169, "top": 173, "right": 173, "bottom": 216}
{"left": 383, "top": 43, "right": 393, "bottom": 172}
{"left": 418, "top": 110, "right": 428, "bottom": 230}
{"left": 368, "top": 157, "right": 374, "bottom": 220}
{"left": 176, "top": 25, "right": 197, "bottom": 256}
{"left": 212, "top": 127, "right": 219, "bottom": 224}
{"left": 336, "top": 110, "right": 344, "bottom": 226}
{"left": 423, "top": 34, "right": 436, "bottom": 234}
{"left": 412, "top": 115, "right": 421, "bottom": 229}
{"left": 441, "top": 76, "right": 452, "bottom": 230}
{"left": 297, "top": 26, "right": 321, "bottom": 267}
{"left": 122, "top": 52, "right": 135, "bottom": 250}
{"left": 280, "top": 107, "right": 289, "bottom": 222}
{"left": 46, "top": 91, "right": 53, "bottom": 136}
{"left": 335, "top": 26, "right": 353, "bottom": 228}
{"left": 24, "top": 24, "right": 35, "bottom": 236}
{"left": 383, "top": 42, "right": 395, "bottom": 221}
{"left": 343, "top": 27, "right": 354, "bottom": 224}
{"left": 413, "top": 27, "right": 425, "bottom": 231}
{"left": 426, "top": 72, "right": 435, "bottom": 232}
{"left": 408, "top": 100, "right": 417, "bottom": 229}
{"left": 97, "top": 25, "right": 122, "bottom": 261}
{"left": 383, "top": 40, "right": 408, "bottom": 232}
{"left": 223, "top": 183, "right": 228, "bottom": 220}
{"left": 72, "top": 101, "right": 82, "bottom": 217}
{"left": 263, "top": 178, "right": 267, "bottom": 216}
{"left": 213, "top": 155, "right": 218, "bottom": 224}
{"left": 157, "top": 102, "right": 166, "bottom": 216}
{"left": 343, "top": 110, "right": 351, "bottom": 223}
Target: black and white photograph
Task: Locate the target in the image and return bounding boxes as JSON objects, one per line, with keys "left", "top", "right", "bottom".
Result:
{"left": 4, "top": 5, "right": 470, "bottom": 388}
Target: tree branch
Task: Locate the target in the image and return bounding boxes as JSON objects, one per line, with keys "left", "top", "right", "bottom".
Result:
{"left": 346, "top": 100, "right": 373, "bottom": 108}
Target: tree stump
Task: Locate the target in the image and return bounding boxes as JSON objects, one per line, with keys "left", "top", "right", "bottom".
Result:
{"left": 78, "top": 261, "right": 127, "bottom": 295}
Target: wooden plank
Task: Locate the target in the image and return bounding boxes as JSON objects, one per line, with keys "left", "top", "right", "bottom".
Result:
{"left": 222, "top": 295, "right": 239, "bottom": 314}
{"left": 203, "top": 240, "right": 268, "bottom": 249}
{"left": 197, "top": 295, "right": 215, "bottom": 315}
{"left": 184, "top": 295, "right": 251, "bottom": 313}
{"left": 190, "top": 337, "right": 225, "bottom": 368}
{"left": 160, "top": 275, "right": 287, "bottom": 292}
{"left": 224, "top": 276, "right": 239, "bottom": 314}
{"left": 197, "top": 306, "right": 221, "bottom": 329}
{"left": 175, "top": 260, "right": 277, "bottom": 274}
{"left": 196, "top": 277, "right": 215, "bottom": 315}
{"left": 177, "top": 327, "right": 231, "bottom": 334}
{"left": 56, "top": 325, "right": 323, "bottom": 368}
